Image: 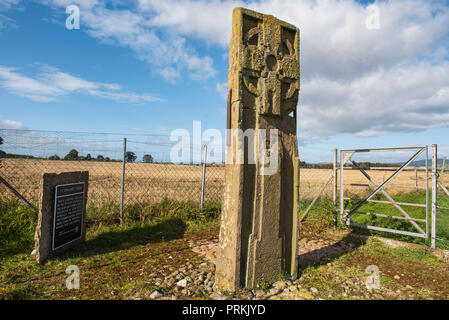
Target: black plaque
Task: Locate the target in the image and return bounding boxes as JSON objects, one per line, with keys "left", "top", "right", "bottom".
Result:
{"left": 52, "top": 182, "right": 85, "bottom": 250}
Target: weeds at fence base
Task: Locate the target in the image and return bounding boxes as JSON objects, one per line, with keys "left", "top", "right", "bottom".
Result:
{"left": 87, "top": 198, "right": 220, "bottom": 226}
{"left": 300, "top": 196, "right": 335, "bottom": 235}
{"left": 0, "top": 199, "right": 37, "bottom": 257}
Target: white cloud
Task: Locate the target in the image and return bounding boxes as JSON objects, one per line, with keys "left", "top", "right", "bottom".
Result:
{"left": 138, "top": 0, "right": 241, "bottom": 46}
{"left": 142, "top": 0, "right": 449, "bottom": 142}
{"left": 34, "top": 0, "right": 449, "bottom": 141}
{"left": 160, "top": 66, "right": 180, "bottom": 83}
{"left": 299, "top": 62, "right": 449, "bottom": 142}
{"left": 39, "top": 0, "right": 217, "bottom": 82}
{"left": 0, "top": 119, "right": 25, "bottom": 129}
{"left": 0, "top": 0, "right": 20, "bottom": 10}
{"left": 0, "top": 65, "right": 164, "bottom": 103}
{"left": 0, "top": 66, "right": 64, "bottom": 102}
{"left": 0, "top": 0, "right": 19, "bottom": 30}
{"left": 137, "top": 0, "right": 449, "bottom": 80}
{"left": 215, "top": 81, "right": 227, "bottom": 100}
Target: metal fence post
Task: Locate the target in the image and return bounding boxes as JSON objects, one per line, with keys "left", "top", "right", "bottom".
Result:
{"left": 200, "top": 144, "right": 207, "bottom": 211}
{"left": 431, "top": 144, "right": 437, "bottom": 248}
{"left": 426, "top": 145, "right": 429, "bottom": 240}
{"left": 333, "top": 148, "right": 338, "bottom": 230}
{"left": 415, "top": 168, "right": 418, "bottom": 189}
{"left": 442, "top": 157, "right": 447, "bottom": 174}
{"left": 120, "top": 137, "right": 127, "bottom": 225}
{"left": 340, "top": 150, "right": 344, "bottom": 225}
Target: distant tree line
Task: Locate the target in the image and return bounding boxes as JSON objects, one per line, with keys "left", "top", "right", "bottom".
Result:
{"left": 54, "top": 149, "right": 154, "bottom": 163}
{"left": 344, "top": 162, "right": 400, "bottom": 169}
{"left": 58, "top": 149, "right": 114, "bottom": 162}
{"left": 0, "top": 139, "right": 401, "bottom": 168}
{"left": 0, "top": 142, "right": 154, "bottom": 163}
{"left": 299, "top": 161, "right": 334, "bottom": 169}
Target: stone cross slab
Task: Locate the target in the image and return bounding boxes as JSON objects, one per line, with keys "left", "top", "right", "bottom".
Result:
{"left": 215, "top": 7, "right": 300, "bottom": 291}
{"left": 34, "top": 171, "right": 89, "bottom": 264}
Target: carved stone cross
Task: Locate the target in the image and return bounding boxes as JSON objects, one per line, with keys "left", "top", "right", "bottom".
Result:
{"left": 215, "top": 7, "right": 301, "bottom": 291}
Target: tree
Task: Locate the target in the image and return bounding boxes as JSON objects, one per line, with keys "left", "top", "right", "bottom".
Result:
{"left": 143, "top": 154, "right": 154, "bottom": 163}
{"left": 86, "top": 153, "right": 92, "bottom": 161}
{"left": 0, "top": 137, "right": 4, "bottom": 158}
{"left": 97, "top": 155, "right": 105, "bottom": 161}
{"left": 104, "top": 157, "right": 111, "bottom": 162}
{"left": 64, "top": 149, "right": 79, "bottom": 161}
{"left": 48, "top": 154, "right": 60, "bottom": 160}
{"left": 125, "top": 151, "right": 137, "bottom": 163}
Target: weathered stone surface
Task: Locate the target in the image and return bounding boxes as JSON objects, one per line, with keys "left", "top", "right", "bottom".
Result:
{"left": 215, "top": 7, "right": 300, "bottom": 291}
{"left": 150, "top": 290, "right": 163, "bottom": 299}
{"left": 273, "top": 281, "right": 287, "bottom": 289}
{"left": 34, "top": 171, "right": 89, "bottom": 264}
{"left": 176, "top": 279, "right": 187, "bottom": 287}
{"left": 209, "top": 292, "right": 228, "bottom": 300}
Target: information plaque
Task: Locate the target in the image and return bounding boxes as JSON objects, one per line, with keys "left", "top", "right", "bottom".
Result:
{"left": 52, "top": 182, "right": 85, "bottom": 250}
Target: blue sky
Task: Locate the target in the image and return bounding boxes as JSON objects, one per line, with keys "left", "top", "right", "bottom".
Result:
{"left": 0, "top": 0, "right": 449, "bottom": 163}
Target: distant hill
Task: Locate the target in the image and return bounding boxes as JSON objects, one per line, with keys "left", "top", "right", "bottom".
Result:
{"left": 410, "top": 159, "right": 447, "bottom": 167}
{"left": 308, "top": 159, "right": 447, "bottom": 168}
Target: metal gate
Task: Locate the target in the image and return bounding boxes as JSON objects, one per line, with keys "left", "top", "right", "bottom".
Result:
{"left": 339, "top": 146, "right": 429, "bottom": 240}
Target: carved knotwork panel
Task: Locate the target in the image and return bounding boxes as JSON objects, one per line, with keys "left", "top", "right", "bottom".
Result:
{"left": 241, "top": 14, "right": 299, "bottom": 117}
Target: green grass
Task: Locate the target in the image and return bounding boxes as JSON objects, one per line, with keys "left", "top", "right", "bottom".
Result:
{"left": 297, "top": 237, "right": 449, "bottom": 300}
{"left": 0, "top": 225, "right": 216, "bottom": 300}
{"left": 2, "top": 194, "right": 449, "bottom": 300}
{"left": 254, "top": 279, "right": 271, "bottom": 293}
{"left": 0, "top": 198, "right": 221, "bottom": 259}
{"left": 301, "top": 191, "right": 449, "bottom": 248}
{"left": 299, "top": 196, "right": 336, "bottom": 233}
{"left": 0, "top": 199, "right": 38, "bottom": 257}
{"left": 345, "top": 191, "right": 429, "bottom": 245}
{"left": 0, "top": 197, "right": 221, "bottom": 300}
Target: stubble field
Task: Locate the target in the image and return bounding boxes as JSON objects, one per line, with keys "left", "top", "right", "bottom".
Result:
{"left": 0, "top": 159, "right": 435, "bottom": 207}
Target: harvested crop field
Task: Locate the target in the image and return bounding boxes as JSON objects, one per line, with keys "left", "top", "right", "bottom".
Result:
{"left": 0, "top": 159, "right": 439, "bottom": 207}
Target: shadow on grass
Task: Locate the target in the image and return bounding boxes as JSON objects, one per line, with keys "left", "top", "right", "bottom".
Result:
{"left": 297, "top": 231, "right": 367, "bottom": 274}
{"left": 60, "top": 217, "right": 187, "bottom": 259}
{"left": 0, "top": 284, "right": 40, "bottom": 300}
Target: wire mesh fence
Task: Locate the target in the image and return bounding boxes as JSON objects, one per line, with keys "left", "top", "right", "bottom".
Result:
{"left": 297, "top": 147, "right": 336, "bottom": 225}
{"left": 0, "top": 129, "right": 341, "bottom": 226}
{"left": 2, "top": 129, "right": 448, "bottom": 247}
{"left": 0, "top": 129, "right": 225, "bottom": 224}
{"left": 436, "top": 145, "right": 449, "bottom": 249}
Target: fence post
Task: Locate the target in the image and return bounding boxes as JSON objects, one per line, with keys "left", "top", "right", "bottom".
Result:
{"left": 431, "top": 144, "right": 437, "bottom": 248}
{"left": 120, "top": 137, "right": 127, "bottom": 225}
{"left": 425, "top": 145, "right": 429, "bottom": 240}
{"left": 340, "top": 151, "right": 345, "bottom": 225}
{"left": 333, "top": 148, "right": 338, "bottom": 230}
{"left": 200, "top": 144, "right": 207, "bottom": 211}
{"left": 415, "top": 168, "right": 418, "bottom": 189}
{"left": 442, "top": 157, "right": 447, "bottom": 174}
